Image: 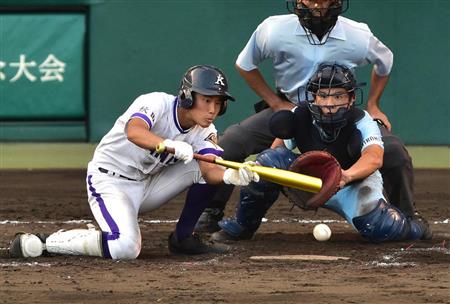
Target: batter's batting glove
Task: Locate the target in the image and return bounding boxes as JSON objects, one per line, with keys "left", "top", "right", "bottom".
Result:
{"left": 162, "top": 139, "right": 194, "bottom": 164}
{"left": 223, "top": 163, "right": 260, "bottom": 186}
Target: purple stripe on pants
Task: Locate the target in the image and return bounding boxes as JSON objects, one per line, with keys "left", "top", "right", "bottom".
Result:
{"left": 87, "top": 175, "right": 121, "bottom": 259}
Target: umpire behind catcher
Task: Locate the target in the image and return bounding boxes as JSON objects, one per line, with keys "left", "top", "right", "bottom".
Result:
{"left": 195, "top": 0, "right": 421, "bottom": 234}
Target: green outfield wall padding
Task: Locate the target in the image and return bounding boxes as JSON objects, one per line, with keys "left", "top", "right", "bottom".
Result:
{"left": 0, "top": 1, "right": 448, "bottom": 145}
{"left": 86, "top": 0, "right": 449, "bottom": 145}
{"left": 0, "top": 122, "right": 86, "bottom": 141}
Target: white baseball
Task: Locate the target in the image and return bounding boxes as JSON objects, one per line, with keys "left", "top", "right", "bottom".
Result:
{"left": 313, "top": 224, "right": 332, "bottom": 241}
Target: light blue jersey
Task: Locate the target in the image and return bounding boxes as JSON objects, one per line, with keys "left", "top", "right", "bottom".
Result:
{"left": 236, "top": 15, "right": 393, "bottom": 103}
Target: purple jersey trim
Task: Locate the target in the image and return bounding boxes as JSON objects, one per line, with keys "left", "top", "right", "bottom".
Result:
{"left": 197, "top": 148, "right": 223, "bottom": 157}
{"left": 130, "top": 112, "right": 152, "bottom": 129}
{"left": 87, "top": 175, "right": 120, "bottom": 259}
{"left": 173, "top": 97, "right": 190, "bottom": 134}
{"left": 101, "top": 231, "right": 112, "bottom": 259}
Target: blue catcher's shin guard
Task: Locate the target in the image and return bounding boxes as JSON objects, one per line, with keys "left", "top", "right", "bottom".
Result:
{"left": 352, "top": 199, "right": 428, "bottom": 243}
{"left": 218, "top": 176, "right": 281, "bottom": 237}
{"left": 219, "top": 147, "right": 297, "bottom": 237}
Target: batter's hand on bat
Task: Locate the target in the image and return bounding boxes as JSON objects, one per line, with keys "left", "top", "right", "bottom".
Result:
{"left": 162, "top": 139, "right": 194, "bottom": 164}
{"left": 223, "top": 165, "right": 260, "bottom": 186}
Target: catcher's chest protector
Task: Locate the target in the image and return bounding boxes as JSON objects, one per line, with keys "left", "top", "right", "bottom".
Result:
{"left": 293, "top": 105, "right": 364, "bottom": 169}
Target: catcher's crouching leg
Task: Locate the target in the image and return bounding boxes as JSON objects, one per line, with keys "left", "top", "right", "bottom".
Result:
{"left": 217, "top": 180, "right": 280, "bottom": 240}
{"left": 214, "top": 147, "right": 297, "bottom": 241}
{"left": 352, "top": 199, "right": 432, "bottom": 242}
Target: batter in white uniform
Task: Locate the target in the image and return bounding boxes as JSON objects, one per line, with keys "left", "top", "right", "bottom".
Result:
{"left": 10, "top": 65, "right": 259, "bottom": 260}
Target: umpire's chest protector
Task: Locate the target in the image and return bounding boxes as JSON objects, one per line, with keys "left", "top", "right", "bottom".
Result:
{"left": 293, "top": 105, "right": 364, "bottom": 170}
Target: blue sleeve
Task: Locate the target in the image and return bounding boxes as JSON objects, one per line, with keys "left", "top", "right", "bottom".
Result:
{"left": 356, "top": 111, "right": 384, "bottom": 152}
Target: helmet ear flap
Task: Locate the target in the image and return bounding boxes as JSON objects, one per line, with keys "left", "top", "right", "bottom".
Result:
{"left": 179, "top": 89, "right": 194, "bottom": 109}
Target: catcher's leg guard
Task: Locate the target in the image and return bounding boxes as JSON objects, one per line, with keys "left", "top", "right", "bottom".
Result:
{"left": 352, "top": 199, "right": 431, "bottom": 242}
{"left": 216, "top": 218, "right": 254, "bottom": 240}
{"left": 45, "top": 228, "right": 104, "bottom": 257}
{"left": 410, "top": 212, "right": 433, "bottom": 240}
{"left": 215, "top": 182, "right": 280, "bottom": 240}
{"left": 194, "top": 207, "right": 224, "bottom": 233}
{"left": 203, "top": 109, "right": 277, "bottom": 227}
{"left": 219, "top": 147, "right": 297, "bottom": 237}
{"left": 234, "top": 181, "right": 280, "bottom": 231}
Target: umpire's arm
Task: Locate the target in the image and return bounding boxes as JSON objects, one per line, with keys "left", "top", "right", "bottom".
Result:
{"left": 236, "top": 65, "right": 294, "bottom": 112}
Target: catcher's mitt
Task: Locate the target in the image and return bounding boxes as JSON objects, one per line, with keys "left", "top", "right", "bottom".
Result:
{"left": 284, "top": 151, "right": 341, "bottom": 210}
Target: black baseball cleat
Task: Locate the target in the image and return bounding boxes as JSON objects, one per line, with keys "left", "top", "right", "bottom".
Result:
{"left": 168, "top": 232, "right": 230, "bottom": 255}
{"left": 210, "top": 229, "right": 254, "bottom": 243}
{"left": 411, "top": 212, "right": 433, "bottom": 240}
{"left": 9, "top": 233, "right": 48, "bottom": 258}
{"left": 194, "top": 208, "right": 224, "bottom": 233}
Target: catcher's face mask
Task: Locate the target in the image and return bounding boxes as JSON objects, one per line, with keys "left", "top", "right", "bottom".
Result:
{"left": 305, "top": 63, "right": 364, "bottom": 142}
{"left": 286, "top": 0, "right": 349, "bottom": 45}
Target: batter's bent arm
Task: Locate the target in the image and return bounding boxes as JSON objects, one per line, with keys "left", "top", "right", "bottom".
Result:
{"left": 126, "top": 118, "right": 164, "bottom": 150}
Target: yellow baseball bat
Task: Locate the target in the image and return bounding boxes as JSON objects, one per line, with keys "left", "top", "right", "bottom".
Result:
{"left": 156, "top": 143, "right": 322, "bottom": 193}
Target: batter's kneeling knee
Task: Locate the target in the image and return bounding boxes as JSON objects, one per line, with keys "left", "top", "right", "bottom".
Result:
{"left": 111, "top": 237, "right": 142, "bottom": 260}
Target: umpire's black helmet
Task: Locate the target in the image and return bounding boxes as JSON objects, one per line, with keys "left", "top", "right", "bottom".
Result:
{"left": 286, "top": 0, "right": 349, "bottom": 45}
{"left": 178, "top": 65, "right": 235, "bottom": 116}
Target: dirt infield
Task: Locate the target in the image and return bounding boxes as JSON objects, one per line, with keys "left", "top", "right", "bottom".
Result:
{"left": 0, "top": 169, "right": 449, "bottom": 304}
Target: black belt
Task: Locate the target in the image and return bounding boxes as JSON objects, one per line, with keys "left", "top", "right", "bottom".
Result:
{"left": 253, "top": 91, "right": 291, "bottom": 113}
{"left": 98, "top": 167, "right": 136, "bottom": 181}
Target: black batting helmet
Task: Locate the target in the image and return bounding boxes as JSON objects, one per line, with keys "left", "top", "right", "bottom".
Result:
{"left": 178, "top": 65, "right": 235, "bottom": 116}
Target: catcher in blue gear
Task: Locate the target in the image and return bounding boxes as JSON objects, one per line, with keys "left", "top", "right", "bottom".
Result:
{"left": 211, "top": 63, "right": 432, "bottom": 243}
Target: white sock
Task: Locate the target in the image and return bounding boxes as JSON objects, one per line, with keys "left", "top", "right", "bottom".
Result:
{"left": 45, "top": 229, "right": 103, "bottom": 257}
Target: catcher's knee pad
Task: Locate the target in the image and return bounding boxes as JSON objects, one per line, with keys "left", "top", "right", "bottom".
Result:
{"left": 256, "top": 146, "right": 297, "bottom": 170}
{"left": 352, "top": 199, "right": 423, "bottom": 242}
{"left": 228, "top": 147, "right": 297, "bottom": 234}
